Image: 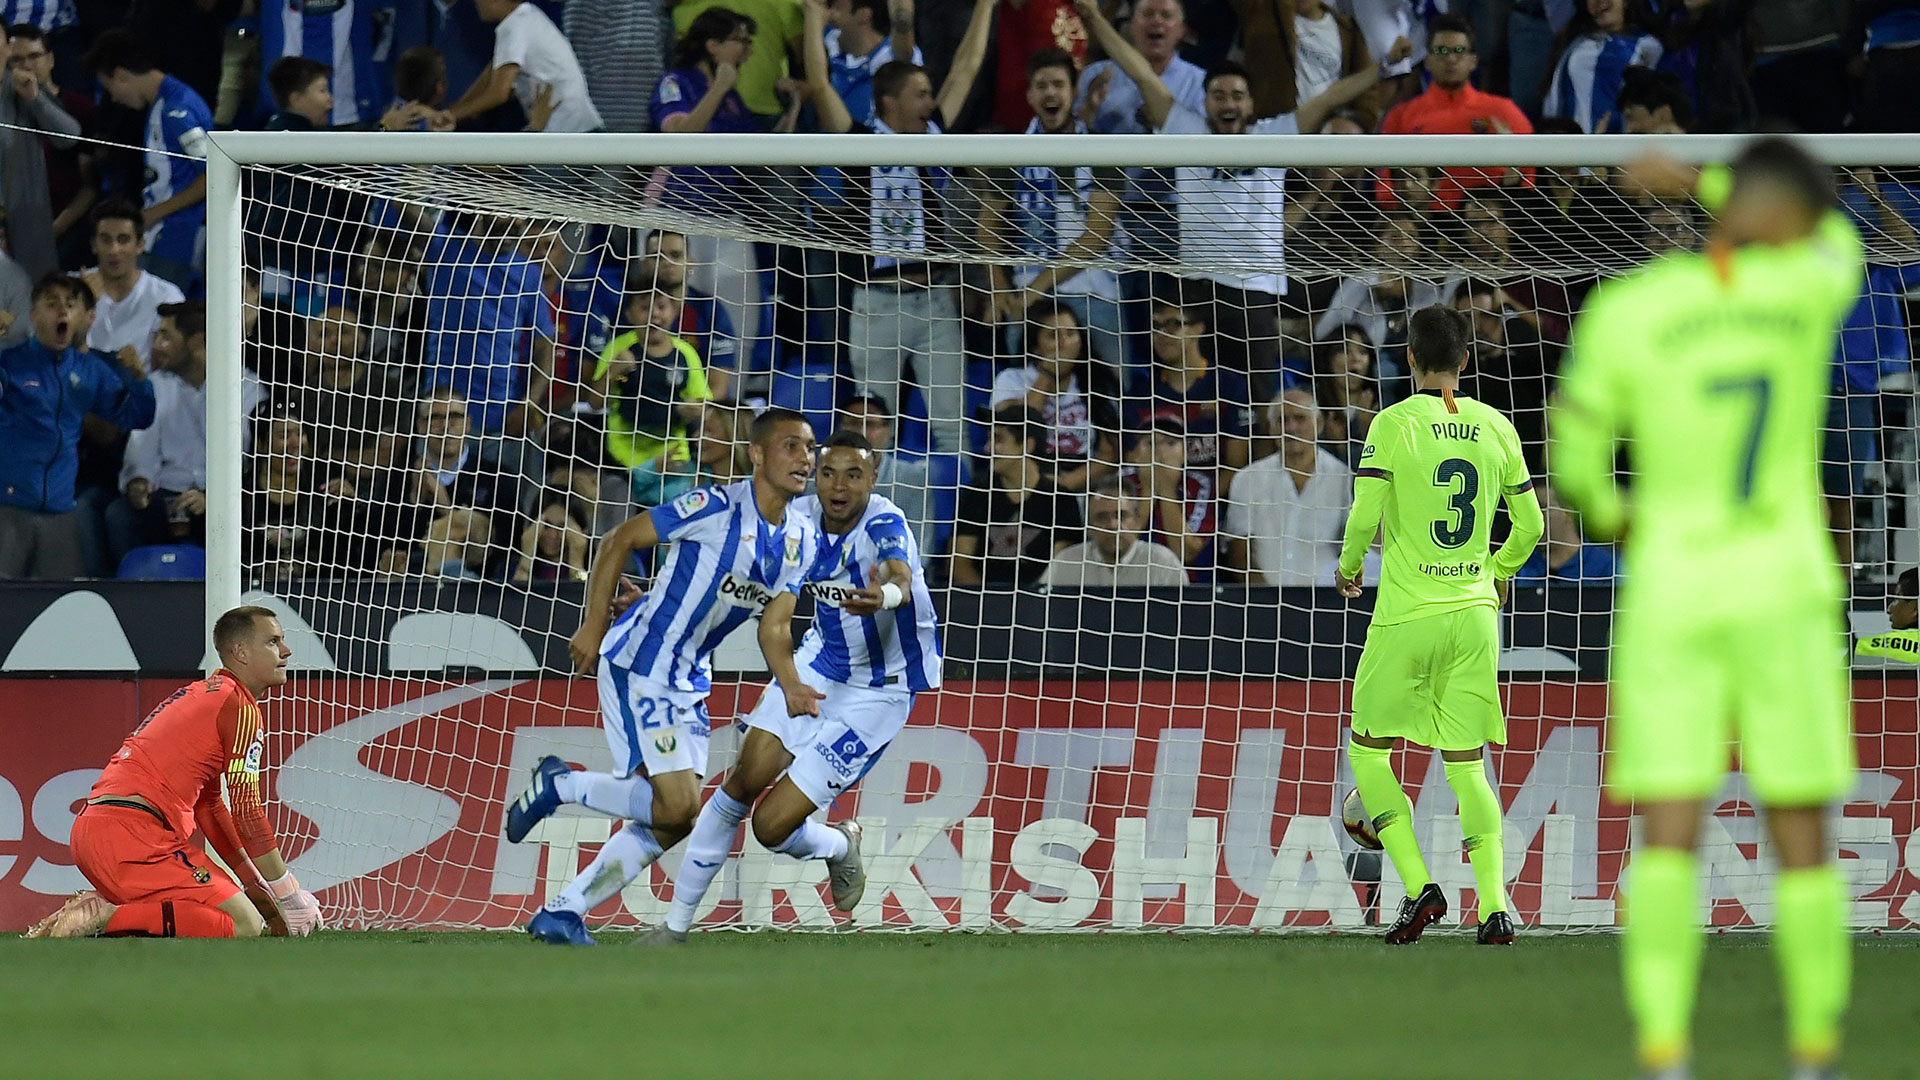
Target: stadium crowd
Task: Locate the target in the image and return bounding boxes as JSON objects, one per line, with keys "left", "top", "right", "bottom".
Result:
{"left": 0, "top": 0, "right": 1916, "bottom": 590}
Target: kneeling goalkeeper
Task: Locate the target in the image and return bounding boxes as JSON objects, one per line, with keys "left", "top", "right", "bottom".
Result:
{"left": 29, "top": 606, "right": 323, "bottom": 939}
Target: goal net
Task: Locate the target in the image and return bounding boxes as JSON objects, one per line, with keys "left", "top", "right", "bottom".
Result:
{"left": 205, "top": 132, "right": 1920, "bottom": 933}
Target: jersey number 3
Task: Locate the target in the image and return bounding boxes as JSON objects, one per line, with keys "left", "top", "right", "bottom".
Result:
{"left": 1431, "top": 458, "right": 1479, "bottom": 549}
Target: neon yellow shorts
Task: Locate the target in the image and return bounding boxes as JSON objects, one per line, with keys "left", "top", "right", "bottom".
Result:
{"left": 1608, "top": 600, "right": 1855, "bottom": 805}
{"left": 1351, "top": 604, "right": 1503, "bottom": 752}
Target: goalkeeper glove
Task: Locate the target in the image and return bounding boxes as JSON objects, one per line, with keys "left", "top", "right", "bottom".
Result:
{"left": 267, "top": 871, "right": 325, "bottom": 937}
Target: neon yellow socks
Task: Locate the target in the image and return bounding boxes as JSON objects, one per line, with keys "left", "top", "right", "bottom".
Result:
{"left": 1773, "top": 864, "right": 1850, "bottom": 1067}
{"left": 1443, "top": 756, "right": 1508, "bottom": 917}
{"left": 1623, "top": 846, "right": 1703, "bottom": 1070}
{"left": 1348, "top": 740, "right": 1431, "bottom": 893}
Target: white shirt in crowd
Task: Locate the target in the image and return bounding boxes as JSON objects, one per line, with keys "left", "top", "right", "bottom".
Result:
{"left": 1294, "top": 11, "right": 1344, "bottom": 104}
{"left": 1157, "top": 104, "right": 1293, "bottom": 297}
{"left": 494, "top": 1, "right": 604, "bottom": 132}
{"left": 989, "top": 366, "right": 1097, "bottom": 458}
{"left": 1041, "top": 536, "right": 1188, "bottom": 588}
{"left": 1225, "top": 446, "right": 1356, "bottom": 586}
{"left": 1312, "top": 275, "right": 1465, "bottom": 349}
{"left": 119, "top": 369, "right": 205, "bottom": 494}
{"left": 85, "top": 269, "right": 183, "bottom": 363}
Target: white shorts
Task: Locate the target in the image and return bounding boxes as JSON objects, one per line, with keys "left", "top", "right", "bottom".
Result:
{"left": 598, "top": 663, "right": 711, "bottom": 779}
{"left": 743, "top": 673, "right": 912, "bottom": 807}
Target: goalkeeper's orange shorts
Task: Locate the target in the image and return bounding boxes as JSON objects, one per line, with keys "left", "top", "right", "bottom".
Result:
{"left": 71, "top": 802, "right": 241, "bottom": 909}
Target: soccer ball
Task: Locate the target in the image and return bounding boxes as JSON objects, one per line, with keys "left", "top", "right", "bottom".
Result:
{"left": 1342, "top": 789, "right": 1382, "bottom": 851}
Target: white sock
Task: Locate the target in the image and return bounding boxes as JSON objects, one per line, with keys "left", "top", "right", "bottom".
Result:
{"left": 547, "top": 821, "right": 664, "bottom": 916}
{"left": 555, "top": 771, "right": 654, "bottom": 824}
{"left": 665, "top": 789, "right": 751, "bottom": 934}
{"left": 770, "top": 819, "right": 847, "bottom": 862}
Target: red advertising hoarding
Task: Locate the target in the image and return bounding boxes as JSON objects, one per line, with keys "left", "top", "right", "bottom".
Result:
{"left": 3, "top": 679, "right": 1914, "bottom": 933}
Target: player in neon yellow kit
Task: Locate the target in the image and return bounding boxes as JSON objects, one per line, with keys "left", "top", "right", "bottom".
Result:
{"left": 1551, "top": 137, "right": 1859, "bottom": 1080}
{"left": 1335, "top": 305, "right": 1544, "bottom": 946}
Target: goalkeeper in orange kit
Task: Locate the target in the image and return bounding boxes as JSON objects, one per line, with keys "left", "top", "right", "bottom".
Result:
{"left": 27, "top": 606, "right": 324, "bottom": 939}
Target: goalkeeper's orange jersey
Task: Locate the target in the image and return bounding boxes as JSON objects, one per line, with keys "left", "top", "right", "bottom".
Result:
{"left": 90, "top": 670, "right": 279, "bottom": 858}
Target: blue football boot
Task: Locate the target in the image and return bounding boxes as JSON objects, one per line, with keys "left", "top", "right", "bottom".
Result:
{"left": 504, "top": 755, "right": 571, "bottom": 844}
{"left": 526, "top": 908, "right": 596, "bottom": 946}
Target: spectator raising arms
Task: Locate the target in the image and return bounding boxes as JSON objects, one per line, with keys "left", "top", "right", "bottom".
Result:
{"left": 979, "top": 48, "right": 1127, "bottom": 366}
{"left": 0, "top": 274, "right": 154, "bottom": 579}
{"left": 0, "top": 21, "right": 81, "bottom": 279}
{"left": 1541, "top": 0, "right": 1662, "bottom": 134}
{"left": 803, "top": 0, "right": 997, "bottom": 455}
{"left": 952, "top": 404, "right": 1083, "bottom": 588}
{"left": 823, "top": 0, "right": 922, "bottom": 126}
{"left": 1079, "top": 0, "right": 1411, "bottom": 397}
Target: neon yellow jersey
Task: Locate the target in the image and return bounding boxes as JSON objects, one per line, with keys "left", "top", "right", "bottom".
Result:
{"left": 1339, "top": 391, "right": 1543, "bottom": 626}
{"left": 1552, "top": 203, "right": 1863, "bottom": 618}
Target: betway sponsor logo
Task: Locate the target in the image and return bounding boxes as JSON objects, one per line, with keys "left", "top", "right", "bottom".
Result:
{"left": 717, "top": 574, "right": 777, "bottom": 609}
{"left": 803, "top": 581, "right": 862, "bottom": 607}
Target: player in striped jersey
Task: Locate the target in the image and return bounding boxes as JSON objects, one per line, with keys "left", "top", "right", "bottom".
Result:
{"left": 648, "top": 430, "right": 941, "bottom": 942}
{"left": 504, "top": 408, "right": 822, "bottom": 946}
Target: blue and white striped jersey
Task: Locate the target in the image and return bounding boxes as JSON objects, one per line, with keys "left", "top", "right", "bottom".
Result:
{"left": 259, "top": 0, "right": 381, "bottom": 126}
{"left": 601, "top": 481, "right": 820, "bottom": 701}
{"left": 1, "top": 0, "right": 75, "bottom": 32}
{"left": 795, "top": 493, "right": 942, "bottom": 693}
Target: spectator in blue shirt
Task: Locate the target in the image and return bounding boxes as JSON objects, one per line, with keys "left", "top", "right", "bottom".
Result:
{"left": 0, "top": 273, "right": 155, "bottom": 578}
{"left": 422, "top": 215, "right": 556, "bottom": 446}
{"left": 824, "top": 0, "right": 922, "bottom": 126}
{"left": 651, "top": 7, "right": 803, "bottom": 214}
{"left": 83, "top": 30, "right": 212, "bottom": 295}
{"left": 1514, "top": 483, "right": 1617, "bottom": 583}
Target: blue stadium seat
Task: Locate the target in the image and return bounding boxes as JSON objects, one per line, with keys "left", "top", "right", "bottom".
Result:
{"left": 117, "top": 544, "right": 207, "bottom": 581}
{"left": 770, "top": 359, "right": 840, "bottom": 437}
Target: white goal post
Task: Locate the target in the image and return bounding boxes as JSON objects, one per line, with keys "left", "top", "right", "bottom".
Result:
{"left": 200, "top": 131, "right": 1920, "bottom": 933}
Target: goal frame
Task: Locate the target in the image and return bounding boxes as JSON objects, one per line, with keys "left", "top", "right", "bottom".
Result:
{"left": 200, "top": 129, "right": 1920, "bottom": 640}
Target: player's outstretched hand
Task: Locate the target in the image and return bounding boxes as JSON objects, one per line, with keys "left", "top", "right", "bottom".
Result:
{"left": 841, "top": 584, "right": 885, "bottom": 617}
{"left": 784, "top": 683, "right": 826, "bottom": 718}
{"left": 245, "top": 884, "right": 290, "bottom": 937}
{"left": 568, "top": 624, "right": 603, "bottom": 677}
{"left": 1334, "top": 568, "right": 1364, "bottom": 599}
{"left": 610, "top": 576, "right": 644, "bottom": 619}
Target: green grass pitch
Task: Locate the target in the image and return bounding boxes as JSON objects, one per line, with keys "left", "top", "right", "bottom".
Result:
{"left": 2, "top": 932, "right": 1914, "bottom": 1079}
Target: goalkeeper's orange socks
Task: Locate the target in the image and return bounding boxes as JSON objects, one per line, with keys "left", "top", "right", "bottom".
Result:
{"left": 1443, "top": 756, "right": 1509, "bottom": 917}
{"left": 1622, "top": 846, "right": 1703, "bottom": 1071}
{"left": 103, "top": 900, "right": 235, "bottom": 938}
{"left": 1773, "top": 864, "right": 1850, "bottom": 1068}
{"left": 1348, "top": 740, "right": 1432, "bottom": 893}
